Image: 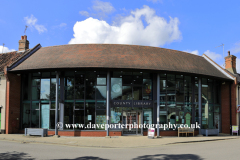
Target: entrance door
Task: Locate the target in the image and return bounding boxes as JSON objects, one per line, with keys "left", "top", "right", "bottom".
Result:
{"left": 123, "top": 110, "right": 142, "bottom": 135}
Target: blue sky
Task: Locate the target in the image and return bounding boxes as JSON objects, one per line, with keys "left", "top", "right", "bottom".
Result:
{"left": 1, "top": 0, "right": 240, "bottom": 71}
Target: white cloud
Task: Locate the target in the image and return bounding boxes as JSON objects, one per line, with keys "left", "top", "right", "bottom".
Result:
{"left": 0, "top": 45, "right": 15, "bottom": 53}
{"left": 59, "top": 23, "right": 67, "bottom": 27}
{"left": 24, "top": 14, "right": 47, "bottom": 34}
{"left": 69, "top": 5, "right": 181, "bottom": 47}
{"left": 92, "top": 0, "right": 115, "bottom": 13}
{"left": 79, "top": 11, "right": 90, "bottom": 17}
{"left": 147, "top": 0, "right": 163, "bottom": 3}
{"left": 232, "top": 42, "right": 240, "bottom": 54}
{"left": 184, "top": 50, "right": 199, "bottom": 55}
{"left": 204, "top": 50, "right": 222, "bottom": 61}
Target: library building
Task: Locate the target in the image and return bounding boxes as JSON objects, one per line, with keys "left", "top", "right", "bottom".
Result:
{"left": 2, "top": 35, "right": 239, "bottom": 137}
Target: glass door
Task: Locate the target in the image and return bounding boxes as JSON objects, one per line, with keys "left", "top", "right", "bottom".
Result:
{"left": 122, "top": 110, "right": 142, "bottom": 135}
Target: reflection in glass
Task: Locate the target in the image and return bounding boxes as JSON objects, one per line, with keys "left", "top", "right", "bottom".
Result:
{"left": 96, "top": 86, "right": 106, "bottom": 100}
{"left": 32, "top": 86, "right": 40, "bottom": 100}
{"left": 75, "top": 85, "right": 84, "bottom": 99}
{"left": 122, "top": 86, "right": 132, "bottom": 100}
{"left": 133, "top": 86, "right": 142, "bottom": 100}
{"left": 65, "top": 77, "right": 74, "bottom": 100}
{"left": 40, "top": 79, "right": 50, "bottom": 100}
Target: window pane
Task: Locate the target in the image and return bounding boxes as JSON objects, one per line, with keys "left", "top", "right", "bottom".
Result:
{"left": 96, "top": 110, "right": 106, "bottom": 130}
{"left": 176, "top": 79, "right": 184, "bottom": 102}
{"left": 32, "top": 78, "right": 40, "bottom": 86}
{"left": 86, "top": 72, "right": 96, "bottom": 100}
{"left": 111, "top": 78, "right": 122, "bottom": 100}
{"left": 97, "top": 77, "right": 106, "bottom": 85}
{"left": 50, "top": 110, "right": 55, "bottom": 129}
{"left": 75, "top": 75, "right": 84, "bottom": 85}
{"left": 65, "top": 77, "right": 74, "bottom": 100}
{"left": 111, "top": 107, "right": 122, "bottom": 123}
{"left": 122, "top": 86, "right": 132, "bottom": 100}
{"left": 133, "top": 75, "right": 142, "bottom": 85}
{"left": 143, "top": 108, "right": 152, "bottom": 130}
{"left": 50, "top": 78, "right": 56, "bottom": 100}
{"left": 41, "top": 104, "right": 50, "bottom": 129}
{"left": 31, "top": 110, "right": 39, "bottom": 128}
{"left": 85, "top": 102, "right": 95, "bottom": 129}
{"left": 75, "top": 110, "right": 84, "bottom": 130}
{"left": 32, "top": 102, "right": 39, "bottom": 110}
{"left": 75, "top": 85, "right": 84, "bottom": 99}
{"left": 122, "top": 75, "right": 132, "bottom": 84}
{"left": 40, "top": 79, "right": 50, "bottom": 100}
{"left": 32, "top": 86, "right": 40, "bottom": 100}
{"left": 96, "top": 86, "right": 106, "bottom": 100}
{"left": 64, "top": 103, "right": 73, "bottom": 129}
{"left": 133, "top": 86, "right": 142, "bottom": 100}
{"left": 96, "top": 101, "right": 106, "bottom": 109}
{"left": 22, "top": 103, "right": 31, "bottom": 128}
{"left": 143, "top": 79, "right": 152, "bottom": 100}
{"left": 75, "top": 101, "right": 84, "bottom": 109}
{"left": 167, "top": 105, "right": 176, "bottom": 130}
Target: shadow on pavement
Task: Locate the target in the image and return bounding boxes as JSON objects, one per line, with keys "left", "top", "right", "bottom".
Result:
{"left": 132, "top": 154, "right": 203, "bottom": 160}
{"left": 58, "top": 157, "right": 109, "bottom": 160}
{"left": 0, "top": 151, "right": 34, "bottom": 160}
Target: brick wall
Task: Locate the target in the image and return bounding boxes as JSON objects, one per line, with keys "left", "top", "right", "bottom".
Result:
{"left": 221, "top": 80, "right": 237, "bottom": 134}
{"left": 143, "top": 130, "right": 199, "bottom": 136}
{"left": 47, "top": 130, "right": 122, "bottom": 137}
{"left": 5, "top": 73, "right": 21, "bottom": 134}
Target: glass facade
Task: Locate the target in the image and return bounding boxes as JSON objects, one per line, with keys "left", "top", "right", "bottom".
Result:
{"left": 21, "top": 70, "right": 222, "bottom": 133}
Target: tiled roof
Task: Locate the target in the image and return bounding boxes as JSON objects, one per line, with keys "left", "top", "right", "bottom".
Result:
{"left": 9, "top": 44, "right": 231, "bottom": 80}
{"left": 0, "top": 51, "right": 20, "bottom": 72}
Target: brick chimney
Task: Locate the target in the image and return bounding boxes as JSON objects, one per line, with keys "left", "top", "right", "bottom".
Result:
{"left": 18, "top": 35, "right": 29, "bottom": 51}
{"left": 225, "top": 51, "right": 237, "bottom": 74}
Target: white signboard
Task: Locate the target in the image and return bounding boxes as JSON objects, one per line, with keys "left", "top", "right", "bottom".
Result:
{"left": 148, "top": 128, "right": 155, "bottom": 139}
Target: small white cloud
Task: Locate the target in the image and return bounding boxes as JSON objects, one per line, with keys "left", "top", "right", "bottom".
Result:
{"left": 0, "top": 45, "right": 15, "bottom": 53}
{"left": 59, "top": 23, "right": 67, "bottom": 27}
{"left": 69, "top": 5, "right": 181, "bottom": 47}
{"left": 92, "top": 0, "right": 115, "bottom": 13}
{"left": 232, "top": 42, "right": 240, "bottom": 54}
{"left": 184, "top": 50, "right": 199, "bottom": 55}
{"left": 24, "top": 14, "right": 47, "bottom": 34}
{"left": 204, "top": 50, "right": 222, "bottom": 61}
{"left": 79, "top": 11, "right": 90, "bottom": 17}
{"left": 147, "top": 0, "right": 163, "bottom": 3}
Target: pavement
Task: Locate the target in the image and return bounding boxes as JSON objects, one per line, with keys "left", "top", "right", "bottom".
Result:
{"left": 0, "top": 133, "right": 238, "bottom": 148}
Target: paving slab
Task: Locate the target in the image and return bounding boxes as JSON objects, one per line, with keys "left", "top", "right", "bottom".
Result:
{"left": 0, "top": 134, "right": 238, "bottom": 148}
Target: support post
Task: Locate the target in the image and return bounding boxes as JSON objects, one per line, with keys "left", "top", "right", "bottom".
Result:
{"left": 106, "top": 71, "right": 110, "bottom": 137}
{"left": 55, "top": 71, "right": 59, "bottom": 135}
{"left": 157, "top": 73, "right": 160, "bottom": 137}
{"left": 198, "top": 78, "right": 202, "bottom": 135}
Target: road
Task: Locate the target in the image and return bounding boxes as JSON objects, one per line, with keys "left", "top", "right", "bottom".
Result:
{"left": 0, "top": 138, "right": 239, "bottom": 160}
